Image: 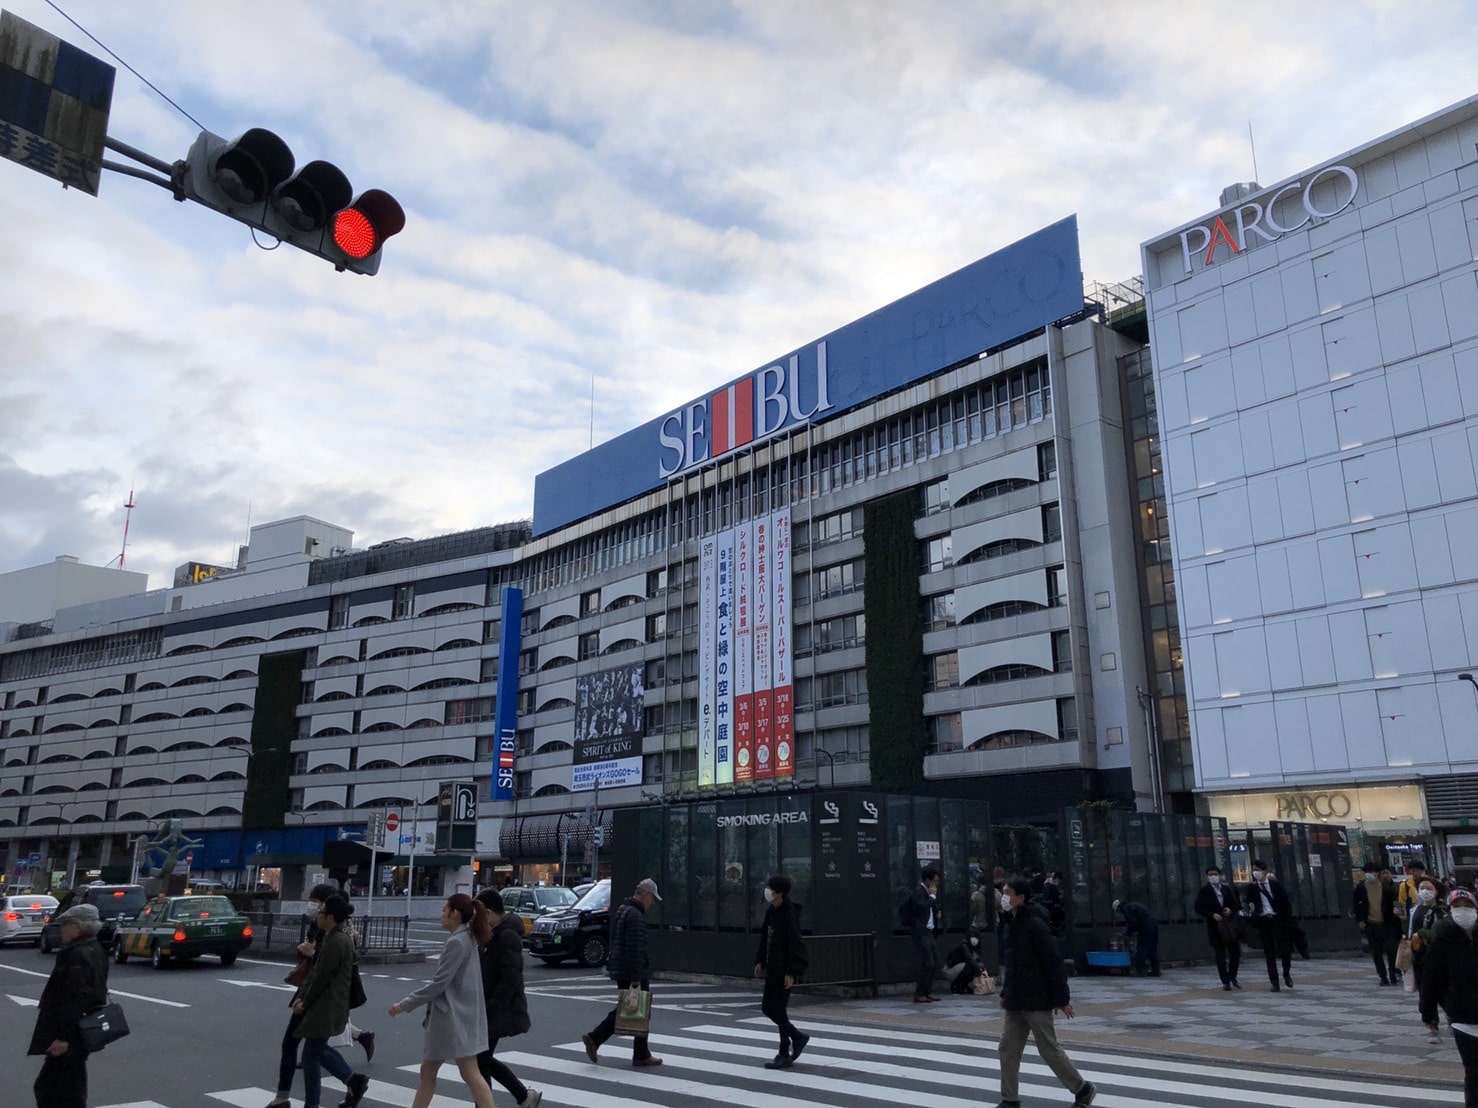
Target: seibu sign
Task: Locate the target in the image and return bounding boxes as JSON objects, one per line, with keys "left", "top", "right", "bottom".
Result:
{"left": 1178, "top": 165, "right": 1359, "bottom": 274}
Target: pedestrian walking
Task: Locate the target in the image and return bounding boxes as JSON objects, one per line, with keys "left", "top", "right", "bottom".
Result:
{"left": 994, "top": 878, "right": 1096, "bottom": 1108}
{"left": 992, "top": 865, "right": 1010, "bottom": 984}
{"left": 1042, "top": 871, "right": 1066, "bottom": 937}
{"left": 1112, "top": 898, "right": 1161, "bottom": 977}
{"left": 1355, "top": 860, "right": 1401, "bottom": 986}
{"left": 388, "top": 893, "right": 497, "bottom": 1108}
{"left": 1245, "top": 859, "right": 1295, "bottom": 991}
{"left": 1410, "top": 876, "right": 1448, "bottom": 994}
{"left": 905, "top": 865, "right": 943, "bottom": 1003}
{"left": 1419, "top": 888, "right": 1478, "bottom": 1105}
{"left": 473, "top": 888, "right": 541, "bottom": 1108}
{"left": 1398, "top": 860, "right": 1428, "bottom": 917}
{"left": 1194, "top": 865, "right": 1242, "bottom": 990}
{"left": 291, "top": 894, "right": 370, "bottom": 1108}
{"left": 328, "top": 900, "right": 376, "bottom": 1062}
{"left": 753, "top": 874, "right": 810, "bottom": 1069}
{"left": 582, "top": 877, "right": 663, "bottom": 1068}
{"left": 28, "top": 902, "right": 108, "bottom": 1108}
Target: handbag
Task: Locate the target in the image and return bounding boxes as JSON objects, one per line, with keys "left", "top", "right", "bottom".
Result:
{"left": 284, "top": 955, "right": 312, "bottom": 987}
{"left": 78, "top": 1001, "right": 130, "bottom": 1053}
{"left": 349, "top": 958, "right": 368, "bottom": 1009}
{"left": 1395, "top": 936, "right": 1414, "bottom": 973}
{"left": 970, "top": 972, "right": 996, "bottom": 996}
{"left": 613, "top": 985, "right": 651, "bottom": 1036}
{"left": 1217, "top": 916, "right": 1239, "bottom": 944}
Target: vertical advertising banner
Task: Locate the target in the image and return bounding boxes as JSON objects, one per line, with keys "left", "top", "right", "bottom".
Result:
{"left": 698, "top": 536, "right": 718, "bottom": 787}
{"left": 752, "top": 517, "right": 774, "bottom": 779}
{"left": 733, "top": 522, "right": 755, "bottom": 783}
{"left": 771, "top": 508, "right": 793, "bottom": 778}
{"left": 490, "top": 587, "right": 524, "bottom": 801}
{"left": 715, "top": 530, "right": 735, "bottom": 785}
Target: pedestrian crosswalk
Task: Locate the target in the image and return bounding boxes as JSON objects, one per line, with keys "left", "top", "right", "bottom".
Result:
{"left": 524, "top": 971, "right": 761, "bottom": 1014}
{"left": 102, "top": 1016, "right": 1457, "bottom": 1107}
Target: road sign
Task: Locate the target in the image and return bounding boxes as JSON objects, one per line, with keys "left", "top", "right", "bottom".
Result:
{"left": 385, "top": 812, "right": 400, "bottom": 833}
{"left": 26, "top": 852, "right": 40, "bottom": 865}
{"left": 0, "top": 12, "right": 116, "bottom": 195}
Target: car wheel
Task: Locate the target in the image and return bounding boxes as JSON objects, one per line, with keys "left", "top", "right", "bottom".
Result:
{"left": 220, "top": 951, "right": 237, "bottom": 967}
{"left": 150, "top": 942, "right": 168, "bottom": 969}
{"left": 577, "top": 934, "right": 607, "bottom": 968}
{"left": 113, "top": 940, "right": 128, "bottom": 964}
{"left": 36, "top": 934, "right": 47, "bottom": 953}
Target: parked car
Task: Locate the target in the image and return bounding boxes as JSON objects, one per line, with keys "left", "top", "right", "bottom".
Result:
{"left": 500, "top": 885, "right": 578, "bottom": 940}
{"left": 0, "top": 893, "right": 58, "bottom": 946}
{"left": 528, "top": 878, "right": 611, "bottom": 967}
{"left": 112, "top": 894, "right": 253, "bottom": 968}
{"left": 39, "top": 883, "right": 148, "bottom": 953}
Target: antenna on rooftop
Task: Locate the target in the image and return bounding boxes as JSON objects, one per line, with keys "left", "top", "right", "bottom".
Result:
{"left": 1248, "top": 120, "right": 1260, "bottom": 185}
{"left": 116, "top": 484, "right": 136, "bottom": 569}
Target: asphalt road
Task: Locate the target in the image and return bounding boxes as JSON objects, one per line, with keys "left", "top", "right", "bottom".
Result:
{"left": 0, "top": 935, "right": 1460, "bottom": 1106}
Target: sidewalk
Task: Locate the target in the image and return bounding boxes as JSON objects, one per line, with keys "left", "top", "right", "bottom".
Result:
{"left": 820, "top": 955, "right": 1465, "bottom": 1087}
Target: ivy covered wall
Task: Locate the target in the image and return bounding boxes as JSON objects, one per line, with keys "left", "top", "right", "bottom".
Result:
{"left": 864, "top": 490, "right": 928, "bottom": 790}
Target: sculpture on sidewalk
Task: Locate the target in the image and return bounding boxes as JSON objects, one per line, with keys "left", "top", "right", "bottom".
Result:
{"left": 141, "top": 819, "right": 204, "bottom": 884}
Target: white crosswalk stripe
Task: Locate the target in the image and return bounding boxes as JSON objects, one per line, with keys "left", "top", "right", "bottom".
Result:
{"left": 524, "top": 976, "right": 758, "bottom": 1014}
{"left": 106, "top": 1015, "right": 1458, "bottom": 1108}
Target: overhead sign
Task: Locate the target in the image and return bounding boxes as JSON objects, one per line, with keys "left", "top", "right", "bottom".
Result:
{"left": 1177, "top": 165, "right": 1358, "bottom": 274}
{"left": 0, "top": 11, "right": 115, "bottom": 195}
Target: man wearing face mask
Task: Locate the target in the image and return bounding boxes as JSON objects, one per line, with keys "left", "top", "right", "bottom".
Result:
{"left": 1354, "top": 861, "right": 1401, "bottom": 986}
{"left": 1194, "top": 866, "right": 1241, "bottom": 990}
{"left": 1245, "top": 859, "right": 1295, "bottom": 991}
{"left": 1419, "top": 888, "right": 1478, "bottom": 1104}
{"left": 753, "top": 874, "right": 809, "bottom": 1069}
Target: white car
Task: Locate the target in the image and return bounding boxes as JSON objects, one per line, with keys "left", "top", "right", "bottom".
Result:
{"left": 0, "top": 893, "right": 59, "bottom": 945}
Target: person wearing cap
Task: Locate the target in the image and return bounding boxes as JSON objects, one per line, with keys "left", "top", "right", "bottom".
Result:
{"left": 1419, "top": 888, "right": 1478, "bottom": 1103}
{"left": 582, "top": 878, "right": 662, "bottom": 1068}
{"left": 1245, "top": 859, "right": 1295, "bottom": 991}
{"left": 1354, "top": 860, "right": 1401, "bottom": 986}
{"left": 1112, "top": 899, "right": 1160, "bottom": 977}
{"left": 28, "top": 902, "right": 109, "bottom": 1108}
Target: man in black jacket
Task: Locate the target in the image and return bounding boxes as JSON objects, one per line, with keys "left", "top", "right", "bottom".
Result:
{"left": 1113, "top": 899, "right": 1160, "bottom": 977}
{"left": 29, "top": 902, "right": 109, "bottom": 1108}
{"left": 475, "top": 890, "right": 540, "bottom": 1108}
{"left": 753, "top": 873, "right": 810, "bottom": 1069}
{"left": 1246, "top": 859, "right": 1295, "bottom": 991}
{"left": 583, "top": 878, "right": 662, "bottom": 1068}
{"left": 995, "top": 878, "right": 1096, "bottom": 1108}
{"left": 1193, "top": 866, "right": 1242, "bottom": 990}
{"left": 1420, "top": 888, "right": 1478, "bottom": 1105}
{"left": 906, "top": 865, "right": 943, "bottom": 1003}
{"left": 1354, "top": 861, "right": 1401, "bottom": 985}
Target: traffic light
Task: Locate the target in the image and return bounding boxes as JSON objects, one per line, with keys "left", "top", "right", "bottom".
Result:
{"left": 174, "top": 128, "right": 404, "bottom": 275}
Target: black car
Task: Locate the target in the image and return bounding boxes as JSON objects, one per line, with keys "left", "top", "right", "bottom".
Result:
{"left": 39, "top": 883, "right": 148, "bottom": 953}
{"left": 527, "top": 878, "right": 611, "bottom": 967}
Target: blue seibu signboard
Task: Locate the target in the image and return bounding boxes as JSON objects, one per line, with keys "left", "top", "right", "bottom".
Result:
{"left": 533, "top": 216, "right": 1082, "bottom": 535}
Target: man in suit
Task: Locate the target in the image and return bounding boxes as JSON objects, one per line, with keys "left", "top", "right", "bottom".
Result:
{"left": 1193, "top": 865, "right": 1242, "bottom": 990}
{"left": 1245, "top": 859, "right": 1295, "bottom": 991}
{"left": 908, "top": 865, "right": 942, "bottom": 1003}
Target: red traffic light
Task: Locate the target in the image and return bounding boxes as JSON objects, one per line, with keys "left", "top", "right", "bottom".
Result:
{"left": 332, "top": 189, "right": 405, "bottom": 261}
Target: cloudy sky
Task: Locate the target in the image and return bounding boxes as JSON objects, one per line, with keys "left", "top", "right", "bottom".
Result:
{"left": 0, "top": 0, "right": 1472, "bottom": 591}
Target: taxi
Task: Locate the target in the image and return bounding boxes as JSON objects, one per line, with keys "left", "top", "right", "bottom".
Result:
{"left": 112, "top": 894, "right": 253, "bottom": 968}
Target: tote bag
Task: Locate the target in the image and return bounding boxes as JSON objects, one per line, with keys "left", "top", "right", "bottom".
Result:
{"left": 613, "top": 985, "right": 651, "bottom": 1036}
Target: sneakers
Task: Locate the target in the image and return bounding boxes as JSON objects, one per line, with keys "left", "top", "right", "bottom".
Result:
{"left": 338, "top": 1073, "right": 370, "bottom": 1108}
{"left": 358, "top": 1030, "right": 376, "bottom": 1062}
{"left": 520, "top": 1091, "right": 543, "bottom": 1108}
{"left": 632, "top": 1056, "right": 664, "bottom": 1067}
{"left": 790, "top": 1031, "right": 810, "bottom": 1061}
{"left": 764, "top": 1053, "right": 794, "bottom": 1069}
{"left": 1073, "top": 1081, "right": 1098, "bottom": 1107}
{"left": 582, "top": 1032, "right": 599, "bottom": 1063}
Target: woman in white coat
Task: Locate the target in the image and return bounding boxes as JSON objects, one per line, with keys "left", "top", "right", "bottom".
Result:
{"left": 388, "top": 893, "right": 497, "bottom": 1108}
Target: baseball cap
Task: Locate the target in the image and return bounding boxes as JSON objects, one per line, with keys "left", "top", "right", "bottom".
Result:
{"left": 54, "top": 903, "right": 101, "bottom": 924}
{"left": 1448, "top": 888, "right": 1477, "bottom": 907}
{"left": 636, "top": 878, "right": 662, "bottom": 901}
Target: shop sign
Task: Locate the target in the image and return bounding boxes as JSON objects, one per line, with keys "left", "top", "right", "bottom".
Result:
{"left": 1178, "top": 164, "right": 1359, "bottom": 274}
{"left": 714, "top": 810, "right": 808, "bottom": 828}
{"left": 1276, "top": 791, "right": 1353, "bottom": 819}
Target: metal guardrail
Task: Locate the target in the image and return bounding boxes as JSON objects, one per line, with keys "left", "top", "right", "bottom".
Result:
{"left": 794, "top": 932, "right": 876, "bottom": 992}
{"left": 295, "top": 913, "right": 411, "bottom": 954}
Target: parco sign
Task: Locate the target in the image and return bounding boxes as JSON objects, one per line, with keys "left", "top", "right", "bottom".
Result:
{"left": 1179, "top": 165, "right": 1359, "bottom": 274}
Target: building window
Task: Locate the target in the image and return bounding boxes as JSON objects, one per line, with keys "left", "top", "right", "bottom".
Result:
{"left": 923, "top": 536, "right": 953, "bottom": 573}
{"left": 581, "top": 589, "right": 600, "bottom": 617}
{"left": 922, "top": 593, "right": 956, "bottom": 631}
{"left": 646, "top": 568, "right": 667, "bottom": 597}
{"left": 1039, "top": 440, "right": 1057, "bottom": 481}
{"left": 930, "top": 713, "right": 963, "bottom": 753}
{"left": 445, "top": 697, "right": 495, "bottom": 725}
{"left": 919, "top": 477, "right": 951, "bottom": 516}
{"left": 644, "top": 658, "right": 666, "bottom": 688}
{"left": 931, "top": 652, "right": 958, "bottom": 690}
{"left": 392, "top": 584, "right": 414, "bottom": 620}
{"left": 1047, "top": 566, "right": 1067, "bottom": 608}
{"left": 519, "top": 648, "right": 538, "bottom": 675}
{"left": 578, "top": 632, "right": 599, "bottom": 660}
{"left": 1042, "top": 503, "right": 1062, "bottom": 544}
{"left": 1052, "top": 630, "right": 1073, "bottom": 673}
{"left": 329, "top": 594, "right": 350, "bottom": 630}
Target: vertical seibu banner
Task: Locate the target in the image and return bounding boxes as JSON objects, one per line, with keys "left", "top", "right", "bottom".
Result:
{"left": 700, "top": 508, "right": 792, "bottom": 787}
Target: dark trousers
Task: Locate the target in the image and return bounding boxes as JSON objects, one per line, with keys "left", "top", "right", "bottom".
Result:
{"left": 913, "top": 932, "right": 940, "bottom": 998}
{"left": 1130, "top": 925, "right": 1160, "bottom": 975}
{"left": 1258, "top": 918, "right": 1293, "bottom": 984}
{"left": 34, "top": 1052, "right": 87, "bottom": 1108}
{"left": 1210, "top": 934, "right": 1241, "bottom": 985}
{"left": 761, "top": 974, "right": 803, "bottom": 1055}
{"left": 1456, "top": 1028, "right": 1478, "bottom": 1107}
{"left": 1366, "top": 920, "right": 1400, "bottom": 981}
{"left": 276, "top": 1008, "right": 306, "bottom": 1094}
{"left": 589, "top": 979, "right": 651, "bottom": 1061}
{"left": 301, "top": 1038, "right": 355, "bottom": 1108}
{"left": 477, "top": 1037, "right": 528, "bottom": 1103}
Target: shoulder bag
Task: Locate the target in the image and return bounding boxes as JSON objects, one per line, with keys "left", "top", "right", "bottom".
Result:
{"left": 349, "top": 956, "right": 368, "bottom": 1009}
{"left": 613, "top": 984, "right": 651, "bottom": 1036}
{"left": 78, "top": 1001, "right": 130, "bottom": 1052}
{"left": 284, "top": 955, "right": 312, "bottom": 987}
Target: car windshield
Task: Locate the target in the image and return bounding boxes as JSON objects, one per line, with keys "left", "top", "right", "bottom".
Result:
{"left": 167, "top": 896, "right": 234, "bottom": 920}
{"left": 573, "top": 882, "right": 611, "bottom": 911}
{"left": 533, "top": 887, "right": 577, "bottom": 910}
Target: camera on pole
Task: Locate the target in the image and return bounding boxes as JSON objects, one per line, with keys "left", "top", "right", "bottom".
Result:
{"left": 175, "top": 128, "right": 404, "bottom": 275}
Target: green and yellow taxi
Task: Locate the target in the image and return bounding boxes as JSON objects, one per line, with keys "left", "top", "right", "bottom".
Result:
{"left": 112, "top": 894, "right": 253, "bottom": 969}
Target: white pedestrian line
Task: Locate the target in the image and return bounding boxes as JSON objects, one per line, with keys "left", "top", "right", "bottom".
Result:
{"left": 6, "top": 992, "right": 38, "bottom": 1007}
{"left": 221, "top": 978, "right": 297, "bottom": 992}
{"left": 0, "top": 962, "right": 189, "bottom": 1007}
{"left": 98, "top": 1102, "right": 171, "bottom": 1108}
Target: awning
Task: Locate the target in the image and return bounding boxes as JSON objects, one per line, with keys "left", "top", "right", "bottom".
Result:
{"left": 499, "top": 811, "right": 614, "bottom": 861}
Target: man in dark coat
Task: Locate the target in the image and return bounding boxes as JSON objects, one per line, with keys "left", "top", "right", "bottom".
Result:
{"left": 753, "top": 873, "right": 810, "bottom": 1069}
{"left": 583, "top": 877, "right": 662, "bottom": 1067}
{"left": 995, "top": 878, "right": 1096, "bottom": 1108}
{"left": 1193, "top": 865, "right": 1242, "bottom": 989}
{"left": 475, "top": 889, "right": 539, "bottom": 1107}
{"left": 906, "top": 865, "right": 943, "bottom": 1003}
{"left": 1246, "top": 859, "right": 1295, "bottom": 991}
{"left": 1354, "top": 860, "right": 1401, "bottom": 985}
{"left": 1113, "top": 899, "right": 1160, "bottom": 977}
{"left": 1420, "top": 888, "right": 1478, "bottom": 1105}
{"left": 30, "top": 902, "right": 109, "bottom": 1108}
